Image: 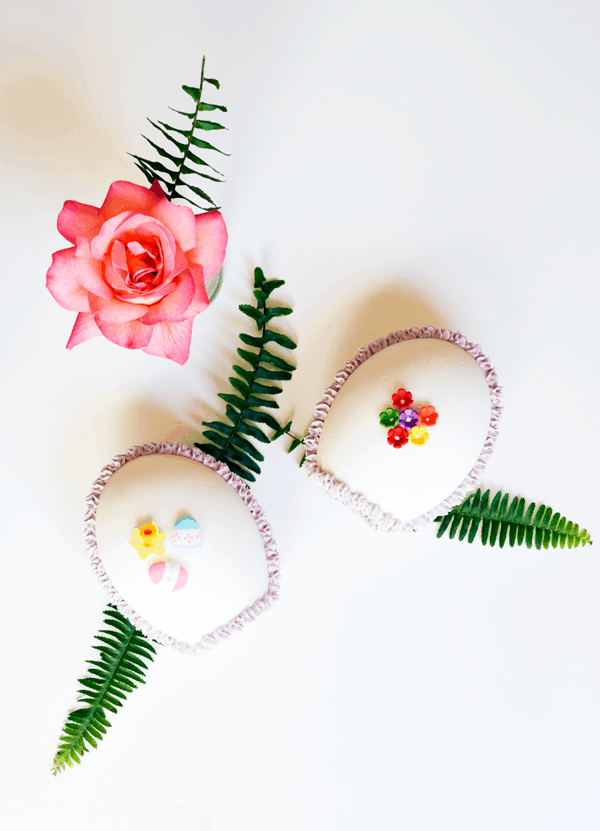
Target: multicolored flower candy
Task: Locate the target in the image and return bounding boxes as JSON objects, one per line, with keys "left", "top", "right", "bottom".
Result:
{"left": 392, "top": 388, "right": 413, "bottom": 410}
{"left": 387, "top": 426, "right": 410, "bottom": 448}
{"left": 379, "top": 407, "right": 399, "bottom": 428}
{"left": 418, "top": 405, "right": 438, "bottom": 426}
{"left": 409, "top": 425, "right": 430, "bottom": 446}
{"left": 398, "top": 407, "right": 419, "bottom": 430}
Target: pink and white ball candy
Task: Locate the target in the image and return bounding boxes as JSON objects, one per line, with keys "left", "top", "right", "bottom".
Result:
{"left": 148, "top": 558, "right": 188, "bottom": 592}
{"left": 173, "top": 515, "right": 203, "bottom": 556}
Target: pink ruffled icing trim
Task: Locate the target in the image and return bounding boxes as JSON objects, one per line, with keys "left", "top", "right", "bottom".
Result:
{"left": 303, "top": 326, "right": 503, "bottom": 532}
{"left": 84, "top": 442, "right": 280, "bottom": 654}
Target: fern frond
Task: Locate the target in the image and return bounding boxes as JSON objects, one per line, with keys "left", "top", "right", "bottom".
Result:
{"left": 196, "top": 267, "right": 297, "bottom": 482}
{"left": 130, "top": 55, "right": 228, "bottom": 211}
{"left": 52, "top": 605, "right": 156, "bottom": 774}
{"left": 434, "top": 489, "right": 593, "bottom": 550}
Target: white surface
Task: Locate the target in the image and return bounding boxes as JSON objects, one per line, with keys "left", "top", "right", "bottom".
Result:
{"left": 316, "top": 337, "right": 493, "bottom": 522}
{"left": 94, "top": 453, "right": 268, "bottom": 643}
{"left": 1, "top": 1, "right": 599, "bottom": 830}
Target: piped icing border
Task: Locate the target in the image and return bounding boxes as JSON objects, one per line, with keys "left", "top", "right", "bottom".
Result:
{"left": 303, "top": 326, "right": 502, "bottom": 532}
{"left": 84, "top": 442, "right": 280, "bottom": 654}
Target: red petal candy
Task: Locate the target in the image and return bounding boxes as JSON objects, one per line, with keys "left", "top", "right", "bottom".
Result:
{"left": 392, "top": 388, "right": 413, "bottom": 410}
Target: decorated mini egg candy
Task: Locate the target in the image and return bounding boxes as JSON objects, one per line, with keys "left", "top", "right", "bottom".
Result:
{"left": 173, "top": 515, "right": 203, "bottom": 556}
{"left": 148, "top": 558, "right": 188, "bottom": 592}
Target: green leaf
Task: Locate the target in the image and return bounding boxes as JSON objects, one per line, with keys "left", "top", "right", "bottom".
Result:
{"left": 217, "top": 392, "right": 247, "bottom": 410}
{"left": 262, "top": 279, "right": 286, "bottom": 295}
{"left": 182, "top": 84, "right": 201, "bottom": 102}
{"left": 246, "top": 395, "right": 279, "bottom": 410}
{"left": 264, "top": 306, "right": 293, "bottom": 321}
{"left": 236, "top": 421, "right": 270, "bottom": 444}
{"left": 239, "top": 304, "right": 264, "bottom": 322}
{"left": 229, "top": 377, "right": 250, "bottom": 397}
{"left": 237, "top": 348, "right": 260, "bottom": 368}
{"left": 448, "top": 512, "right": 463, "bottom": 539}
{"left": 480, "top": 489, "right": 491, "bottom": 517}
{"left": 261, "top": 351, "right": 296, "bottom": 371}
{"left": 202, "top": 420, "right": 234, "bottom": 436}
{"left": 533, "top": 505, "right": 547, "bottom": 527}
{"left": 199, "top": 102, "right": 228, "bottom": 112}
{"left": 52, "top": 606, "right": 156, "bottom": 775}
{"left": 179, "top": 181, "right": 218, "bottom": 209}
{"left": 457, "top": 514, "right": 471, "bottom": 541}
{"left": 468, "top": 516, "right": 481, "bottom": 544}
{"left": 255, "top": 366, "right": 292, "bottom": 381}
{"left": 231, "top": 433, "right": 265, "bottom": 462}
{"left": 238, "top": 333, "right": 263, "bottom": 348}
{"left": 489, "top": 492, "right": 502, "bottom": 519}
{"left": 131, "top": 57, "right": 227, "bottom": 211}
{"left": 195, "top": 119, "right": 226, "bottom": 131}
{"left": 198, "top": 266, "right": 297, "bottom": 479}
{"left": 434, "top": 489, "right": 592, "bottom": 551}
{"left": 263, "top": 330, "right": 297, "bottom": 350}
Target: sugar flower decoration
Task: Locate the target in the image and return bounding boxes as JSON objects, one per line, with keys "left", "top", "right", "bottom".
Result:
{"left": 392, "top": 388, "right": 413, "bottom": 410}
{"left": 379, "top": 407, "right": 399, "bottom": 428}
{"left": 419, "top": 405, "right": 438, "bottom": 426}
{"left": 398, "top": 407, "right": 419, "bottom": 430}
{"left": 409, "top": 425, "right": 430, "bottom": 446}
{"left": 387, "top": 426, "right": 410, "bottom": 448}
{"left": 129, "top": 522, "right": 167, "bottom": 559}
{"left": 46, "top": 180, "right": 227, "bottom": 365}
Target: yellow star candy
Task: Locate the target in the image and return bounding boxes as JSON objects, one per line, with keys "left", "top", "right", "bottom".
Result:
{"left": 129, "top": 522, "right": 167, "bottom": 559}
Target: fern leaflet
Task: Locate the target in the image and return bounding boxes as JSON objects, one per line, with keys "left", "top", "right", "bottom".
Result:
{"left": 52, "top": 605, "right": 156, "bottom": 774}
{"left": 434, "top": 489, "right": 593, "bottom": 550}
{"left": 130, "top": 55, "right": 228, "bottom": 211}
{"left": 196, "top": 267, "right": 297, "bottom": 482}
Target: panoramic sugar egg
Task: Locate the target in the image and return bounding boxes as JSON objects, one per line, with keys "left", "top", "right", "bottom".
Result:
{"left": 173, "top": 515, "right": 203, "bottom": 556}
{"left": 304, "top": 327, "right": 501, "bottom": 531}
{"left": 86, "top": 443, "right": 279, "bottom": 652}
{"left": 148, "top": 558, "right": 188, "bottom": 592}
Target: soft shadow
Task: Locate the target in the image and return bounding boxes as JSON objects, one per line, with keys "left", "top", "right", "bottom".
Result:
{"left": 52, "top": 398, "right": 206, "bottom": 551}
{"left": 280, "top": 269, "right": 456, "bottom": 433}
{"left": 0, "top": 53, "right": 124, "bottom": 181}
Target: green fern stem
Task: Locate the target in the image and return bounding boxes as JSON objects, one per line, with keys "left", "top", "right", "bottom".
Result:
{"left": 434, "top": 488, "right": 593, "bottom": 550}
{"left": 169, "top": 55, "right": 206, "bottom": 199}
{"left": 52, "top": 605, "right": 156, "bottom": 774}
{"left": 214, "top": 293, "right": 270, "bottom": 465}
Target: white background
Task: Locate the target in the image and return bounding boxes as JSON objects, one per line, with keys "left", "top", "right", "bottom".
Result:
{"left": 2, "top": 1, "right": 599, "bottom": 829}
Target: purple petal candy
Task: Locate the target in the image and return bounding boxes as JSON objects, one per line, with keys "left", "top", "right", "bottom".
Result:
{"left": 399, "top": 408, "right": 419, "bottom": 429}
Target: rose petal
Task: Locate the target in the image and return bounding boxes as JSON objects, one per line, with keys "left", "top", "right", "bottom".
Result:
{"left": 89, "top": 211, "right": 135, "bottom": 260}
{"left": 91, "top": 214, "right": 177, "bottom": 281}
{"left": 46, "top": 247, "right": 90, "bottom": 312}
{"left": 95, "top": 316, "right": 153, "bottom": 349}
{"left": 72, "top": 239, "right": 114, "bottom": 299}
{"left": 189, "top": 211, "right": 227, "bottom": 281}
{"left": 151, "top": 198, "right": 196, "bottom": 252}
{"left": 89, "top": 294, "right": 149, "bottom": 322}
{"left": 141, "top": 319, "right": 194, "bottom": 365}
{"left": 99, "top": 180, "right": 161, "bottom": 222}
{"left": 66, "top": 312, "right": 102, "bottom": 348}
{"left": 57, "top": 200, "right": 102, "bottom": 244}
{"left": 140, "top": 269, "right": 196, "bottom": 324}
{"left": 150, "top": 179, "right": 167, "bottom": 199}
{"left": 172, "top": 265, "right": 209, "bottom": 320}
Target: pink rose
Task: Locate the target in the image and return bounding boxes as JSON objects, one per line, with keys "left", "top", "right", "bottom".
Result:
{"left": 46, "top": 179, "right": 227, "bottom": 365}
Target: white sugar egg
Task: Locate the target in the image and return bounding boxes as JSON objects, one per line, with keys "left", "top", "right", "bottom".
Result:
{"left": 304, "top": 328, "right": 501, "bottom": 531}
